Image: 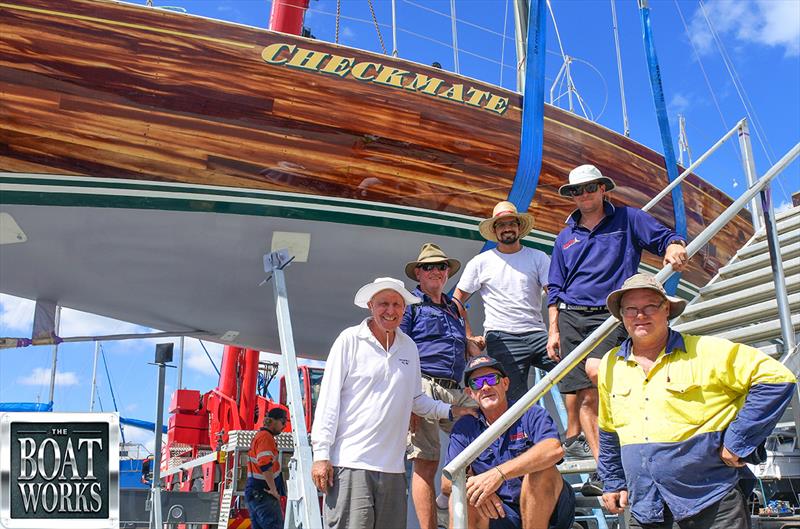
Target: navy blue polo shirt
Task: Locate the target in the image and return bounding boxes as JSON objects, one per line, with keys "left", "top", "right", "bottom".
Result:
{"left": 548, "top": 202, "right": 681, "bottom": 307}
{"left": 400, "top": 287, "right": 467, "bottom": 382}
{"left": 445, "top": 403, "right": 560, "bottom": 506}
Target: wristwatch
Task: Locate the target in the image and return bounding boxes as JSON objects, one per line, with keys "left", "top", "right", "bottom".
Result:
{"left": 669, "top": 239, "right": 687, "bottom": 247}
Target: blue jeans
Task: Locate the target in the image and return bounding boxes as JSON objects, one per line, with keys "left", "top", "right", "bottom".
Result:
{"left": 245, "top": 488, "right": 283, "bottom": 529}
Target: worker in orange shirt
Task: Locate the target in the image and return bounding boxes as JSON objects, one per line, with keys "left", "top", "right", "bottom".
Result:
{"left": 245, "top": 408, "right": 288, "bottom": 529}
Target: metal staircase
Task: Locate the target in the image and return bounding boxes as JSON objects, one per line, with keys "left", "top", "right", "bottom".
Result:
{"left": 673, "top": 204, "right": 800, "bottom": 515}
{"left": 672, "top": 205, "right": 800, "bottom": 355}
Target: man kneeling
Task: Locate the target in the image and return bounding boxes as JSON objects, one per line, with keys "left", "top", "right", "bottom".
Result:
{"left": 443, "top": 356, "right": 575, "bottom": 529}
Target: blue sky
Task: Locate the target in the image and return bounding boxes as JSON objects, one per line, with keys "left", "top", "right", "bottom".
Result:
{"left": 1, "top": 0, "right": 798, "bottom": 451}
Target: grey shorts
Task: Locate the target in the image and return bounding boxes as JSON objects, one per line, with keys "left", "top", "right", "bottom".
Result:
{"left": 323, "top": 467, "right": 407, "bottom": 529}
{"left": 486, "top": 329, "right": 556, "bottom": 402}
{"left": 407, "top": 377, "right": 475, "bottom": 461}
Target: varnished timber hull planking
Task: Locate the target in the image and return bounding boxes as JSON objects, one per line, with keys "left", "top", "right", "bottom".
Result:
{"left": 0, "top": 0, "right": 751, "bottom": 288}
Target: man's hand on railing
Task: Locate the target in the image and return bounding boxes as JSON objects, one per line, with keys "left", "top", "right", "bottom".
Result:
{"left": 311, "top": 460, "right": 334, "bottom": 493}
{"left": 602, "top": 489, "right": 628, "bottom": 514}
{"left": 663, "top": 242, "right": 689, "bottom": 272}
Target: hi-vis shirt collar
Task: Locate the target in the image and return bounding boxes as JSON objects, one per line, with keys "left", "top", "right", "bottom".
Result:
{"left": 565, "top": 200, "right": 615, "bottom": 226}
{"left": 616, "top": 328, "right": 685, "bottom": 360}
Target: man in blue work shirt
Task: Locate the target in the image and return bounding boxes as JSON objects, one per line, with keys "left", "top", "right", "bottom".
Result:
{"left": 546, "top": 164, "right": 688, "bottom": 495}
{"left": 442, "top": 355, "right": 575, "bottom": 529}
{"left": 402, "top": 243, "right": 482, "bottom": 529}
{"left": 598, "top": 273, "right": 796, "bottom": 528}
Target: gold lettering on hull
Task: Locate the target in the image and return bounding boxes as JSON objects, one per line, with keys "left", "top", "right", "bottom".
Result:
{"left": 259, "top": 43, "right": 510, "bottom": 116}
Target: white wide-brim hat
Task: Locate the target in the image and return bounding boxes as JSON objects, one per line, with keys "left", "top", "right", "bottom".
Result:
{"left": 354, "top": 277, "right": 422, "bottom": 308}
{"left": 558, "top": 164, "right": 616, "bottom": 196}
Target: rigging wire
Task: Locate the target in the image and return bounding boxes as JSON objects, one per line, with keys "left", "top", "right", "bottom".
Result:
{"left": 366, "top": 0, "right": 388, "bottom": 54}
{"left": 499, "top": 0, "right": 509, "bottom": 87}
{"left": 199, "top": 340, "right": 220, "bottom": 376}
{"left": 673, "top": 0, "right": 741, "bottom": 163}
{"left": 609, "top": 0, "right": 630, "bottom": 136}
{"left": 335, "top": 0, "right": 341, "bottom": 44}
{"left": 697, "top": 0, "right": 789, "bottom": 199}
{"left": 698, "top": 0, "right": 774, "bottom": 162}
{"left": 100, "top": 345, "right": 125, "bottom": 443}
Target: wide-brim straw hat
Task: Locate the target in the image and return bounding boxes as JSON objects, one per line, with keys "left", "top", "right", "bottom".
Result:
{"left": 404, "top": 243, "right": 461, "bottom": 280}
{"left": 606, "top": 273, "right": 687, "bottom": 320}
{"left": 559, "top": 164, "right": 617, "bottom": 197}
{"left": 354, "top": 277, "right": 422, "bottom": 308}
{"left": 478, "top": 201, "right": 535, "bottom": 242}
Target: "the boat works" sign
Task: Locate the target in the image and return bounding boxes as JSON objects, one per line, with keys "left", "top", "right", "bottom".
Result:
{"left": 0, "top": 413, "right": 119, "bottom": 529}
{"left": 261, "top": 43, "right": 511, "bottom": 115}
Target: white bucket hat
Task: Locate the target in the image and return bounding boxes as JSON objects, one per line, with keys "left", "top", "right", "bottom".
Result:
{"left": 559, "top": 164, "right": 616, "bottom": 197}
{"left": 354, "top": 277, "right": 422, "bottom": 308}
{"left": 606, "top": 273, "right": 687, "bottom": 320}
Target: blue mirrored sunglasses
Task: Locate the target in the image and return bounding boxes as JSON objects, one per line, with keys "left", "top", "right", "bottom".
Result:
{"left": 467, "top": 373, "right": 501, "bottom": 391}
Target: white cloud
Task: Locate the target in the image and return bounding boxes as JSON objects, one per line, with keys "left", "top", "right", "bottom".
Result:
{"left": 668, "top": 93, "right": 692, "bottom": 115}
{"left": 689, "top": 0, "right": 800, "bottom": 57}
{"left": 776, "top": 199, "right": 794, "bottom": 213}
{"left": 183, "top": 338, "right": 224, "bottom": 378}
{"left": 122, "top": 425, "right": 156, "bottom": 456}
{"left": 0, "top": 294, "right": 34, "bottom": 334}
{"left": 60, "top": 308, "right": 148, "bottom": 338}
{"left": 18, "top": 367, "right": 79, "bottom": 387}
{"left": 341, "top": 26, "right": 356, "bottom": 40}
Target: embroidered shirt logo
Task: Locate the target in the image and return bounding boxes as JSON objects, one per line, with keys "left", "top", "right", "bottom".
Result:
{"left": 398, "top": 358, "right": 409, "bottom": 366}
{"left": 562, "top": 237, "right": 580, "bottom": 250}
{"left": 510, "top": 431, "right": 527, "bottom": 441}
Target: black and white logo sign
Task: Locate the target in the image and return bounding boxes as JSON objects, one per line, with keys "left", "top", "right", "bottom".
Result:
{"left": 1, "top": 413, "right": 119, "bottom": 529}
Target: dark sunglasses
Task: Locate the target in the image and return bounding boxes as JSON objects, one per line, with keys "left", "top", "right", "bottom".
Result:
{"left": 418, "top": 262, "right": 449, "bottom": 272}
{"left": 467, "top": 373, "right": 501, "bottom": 390}
{"left": 565, "top": 182, "right": 601, "bottom": 197}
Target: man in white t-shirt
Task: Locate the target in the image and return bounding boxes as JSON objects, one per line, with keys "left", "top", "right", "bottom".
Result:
{"left": 454, "top": 201, "right": 557, "bottom": 402}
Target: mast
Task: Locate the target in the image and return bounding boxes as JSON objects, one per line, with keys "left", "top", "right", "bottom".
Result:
{"left": 513, "top": 0, "right": 529, "bottom": 91}
{"left": 610, "top": 0, "right": 630, "bottom": 136}
{"left": 269, "top": 0, "right": 310, "bottom": 35}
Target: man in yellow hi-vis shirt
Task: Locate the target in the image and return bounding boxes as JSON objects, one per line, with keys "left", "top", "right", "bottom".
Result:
{"left": 597, "top": 273, "right": 796, "bottom": 528}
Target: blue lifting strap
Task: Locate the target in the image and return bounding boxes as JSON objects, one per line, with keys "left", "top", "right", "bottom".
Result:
{"left": 479, "top": 0, "right": 547, "bottom": 254}
{"left": 638, "top": 0, "right": 688, "bottom": 294}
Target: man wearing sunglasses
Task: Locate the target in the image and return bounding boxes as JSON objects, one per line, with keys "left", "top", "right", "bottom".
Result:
{"left": 598, "top": 273, "right": 795, "bottom": 528}
{"left": 546, "top": 164, "right": 689, "bottom": 496}
{"left": 245, "top": 407, "right": 289, "bottom": 529}
{"left": 442, "top": 355, "right": 575, "bottom": 529}
{"left": 402, "top": 243, "right": 482, "bottom": 529}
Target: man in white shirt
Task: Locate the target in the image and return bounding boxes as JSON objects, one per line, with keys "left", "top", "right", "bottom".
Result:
{"left": 454, "top": 201, "right": 556, "bottom": 403}
{"left": 310, "top": 277, "right": 476, "bottom": 529}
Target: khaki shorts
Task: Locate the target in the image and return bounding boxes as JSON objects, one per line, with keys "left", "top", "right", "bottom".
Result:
{"left": 407, "top": 377, "right": 475, "bottom": 461}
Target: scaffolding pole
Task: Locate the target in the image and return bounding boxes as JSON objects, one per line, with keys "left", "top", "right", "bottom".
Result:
{"left": 264, "top": 249, "right": 322, "bottom": 529}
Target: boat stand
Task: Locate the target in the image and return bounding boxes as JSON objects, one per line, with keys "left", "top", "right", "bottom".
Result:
{"left": 263, "top": 249, "right": 323, "bottom": 529}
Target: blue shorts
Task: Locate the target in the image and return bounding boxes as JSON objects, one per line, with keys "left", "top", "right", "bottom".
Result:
{"left": 490, "top": 479, "right": 575, "bottom": 529}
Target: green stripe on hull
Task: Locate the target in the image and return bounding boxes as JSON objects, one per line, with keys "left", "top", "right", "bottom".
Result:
{"left": 0, "top": 173, "right": 700, "bottom": 298}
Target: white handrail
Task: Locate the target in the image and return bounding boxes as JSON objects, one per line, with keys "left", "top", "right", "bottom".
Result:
{"left": 444, "top": 142, "right": 800, "bottom": 524}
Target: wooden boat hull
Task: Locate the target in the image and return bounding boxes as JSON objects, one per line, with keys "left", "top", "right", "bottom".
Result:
{"left": 0, "top": 0, "right": 753, "bottom": 358}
